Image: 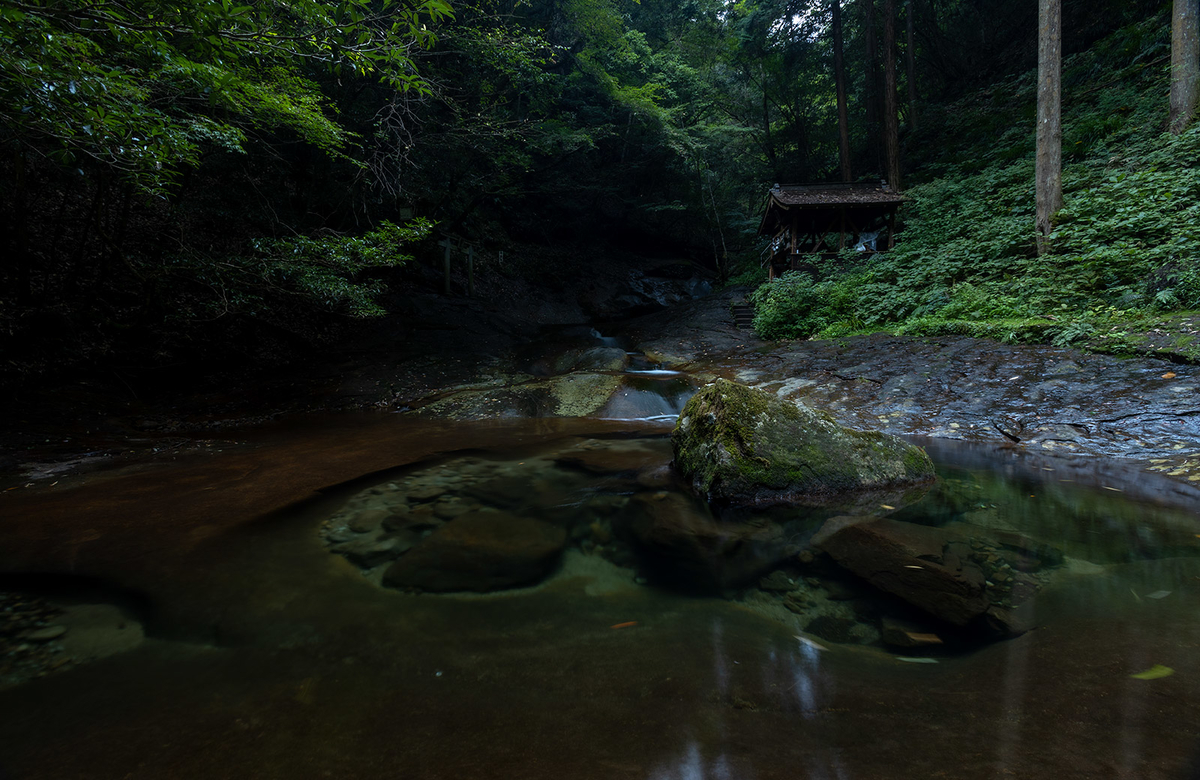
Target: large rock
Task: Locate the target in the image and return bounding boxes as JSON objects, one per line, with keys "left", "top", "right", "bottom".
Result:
{"left": 383, "top": 512, "right": 566, "bottom": 592}
{"left": 621, "top": 491, "right": 787, "bottom": 591}
{"left": 672, "top": 379, "right": 935, "bottom": 505}
{"left": 812, "top": 516, "right": 1036, "bottom": 636}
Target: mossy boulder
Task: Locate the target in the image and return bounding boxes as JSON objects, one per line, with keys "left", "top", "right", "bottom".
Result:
{"left": 672, "top": 379, "right": 935, "bottom": 505}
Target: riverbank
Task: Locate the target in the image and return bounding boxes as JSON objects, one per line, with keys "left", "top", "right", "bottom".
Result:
{"left": 6, "top": 282, "right": 1200, "bottom": 493}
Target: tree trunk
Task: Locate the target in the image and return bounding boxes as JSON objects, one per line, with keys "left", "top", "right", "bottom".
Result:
{"left": 883, "top": 0, "right": 902, "bottom": 191}
{"left": 906, "top": 0, "right": 918, "bottom": 131}
{"left": 11, "top": 149, "right": 33, "bottom": 303}
{"left": 1170, "top": 0, "right": 1200, "bottom": 134}
{"left": 864, "top": 0, "right": 880, "bottom": 172}
{"left": 1035, "top": 0, "right": 1062, "bottom": 254}
{"left": 833, "top": 0, "right": 852, "bottom": 182}
{"left": 761, "top": 72, "right": 779, "bottom": 179}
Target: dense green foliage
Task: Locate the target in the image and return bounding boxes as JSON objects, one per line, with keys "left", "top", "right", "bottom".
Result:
{"left": 752, "top": 10, "right": 1200, "bottom": 356}
{"left": 1, "top": 0, "right": 452, "bottom": 192}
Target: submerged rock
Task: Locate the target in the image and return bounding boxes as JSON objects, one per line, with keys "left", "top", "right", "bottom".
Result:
{"left": 383, "top": 511, "right": 567, "bottom": 593}
{"left": 621, "top": 491, "right": 787, "bottom": 591}
{"left": 813, "top": 516, "right": 1037, "bottom": 637}
{"left": 555, "top": 441, "right": 667, "bottom": 475}
{"left": 672, "top": 379, "right": 935, "bottom": 505}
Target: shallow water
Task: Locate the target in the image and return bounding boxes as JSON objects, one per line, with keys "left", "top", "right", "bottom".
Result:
{"left": 1, "top": 413, "right": 1200, "bottom": 779}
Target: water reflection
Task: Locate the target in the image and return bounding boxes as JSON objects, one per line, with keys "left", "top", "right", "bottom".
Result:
{"left": 2, "top": 422, "right": 1200, "bottom": 779}
{"left": 649, "top": 740, "right": 739, "bottom": 780}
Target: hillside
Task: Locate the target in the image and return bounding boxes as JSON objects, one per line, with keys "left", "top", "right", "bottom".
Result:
{"left": 750, "top": 10, "right": 1200, "bottom": 362}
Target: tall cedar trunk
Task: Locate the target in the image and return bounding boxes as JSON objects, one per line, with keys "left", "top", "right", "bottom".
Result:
{"left": 1170, "top": 0, "right": 1200, "bottom": 134}
{"left": 883, "top": 0, "right": 902, "bottom": 191}
{"left": 1035, "top": 0, "right": 1062, "bottom": 254}
{"left": 833, "top": 0, "right": 852, "bottom": 182}
{"left": 761, "top": 72, "right": 779, "bottom": 179}
{"left": 863, "top": 0, "right": 880, "bottom": 171}
{"left": 906, "top": 0, "right": 917, "bottom": 131}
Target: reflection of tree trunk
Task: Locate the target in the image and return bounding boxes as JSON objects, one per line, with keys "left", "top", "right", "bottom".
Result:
{"left": 1035, "top": 0, "right": 1062, "bottom": 254}
{"left": 906, "top": 0, "right": 918, "bottom": 131}
{"left": 863, "top": 0, "right": 880, "bottom": 173}
{"left": 883, "top": 0, "right": 901, "bottom": 190}
{"left": 1170, "top": 0, "right": 1200, "bottom": 134}
{"left": 833, "top": 0, "right": 852, "bottom": 182}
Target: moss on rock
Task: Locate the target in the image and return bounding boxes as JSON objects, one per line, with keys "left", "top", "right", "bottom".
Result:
{"left": 672, "top": 378, "right": 935, "bottom": 504}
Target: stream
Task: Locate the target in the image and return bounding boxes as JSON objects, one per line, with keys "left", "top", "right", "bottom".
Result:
{"left": 2, "top": 325, "right": 1200, "bottom": 779}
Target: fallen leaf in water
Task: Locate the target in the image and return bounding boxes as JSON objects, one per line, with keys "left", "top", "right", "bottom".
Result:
{"left": 1102, "top": 486, "right": 1122, "bottom": 492}
{"left": 904, "top": 565, "right": 924, "bottom": 570}
{"left": 794, "top": 635, "right": 828, "bottom": 652}
{"left": 1145, "top": 590, "right": 1172, "bottom": 599}
{"left": 1163, "top": 372, "right": 1177, "bottom": 379}
{"left": 880, "top": 504, "right": 895, "bottom": 510}
{"left": 1130, "top": 665, "right": 1174, "bottom": 680}
{"left": 294, "top": 677, "right": 318, "bottom": 705}
{"left": 611, "top": 621, "right": 638, "bottom": 629}
{"left": 896, "top": 657, "right": 939, "bottom": 664}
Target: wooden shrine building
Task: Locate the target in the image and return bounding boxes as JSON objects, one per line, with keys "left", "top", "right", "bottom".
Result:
{"left": 758, "top": 181, "right": 904, "bottom": 280}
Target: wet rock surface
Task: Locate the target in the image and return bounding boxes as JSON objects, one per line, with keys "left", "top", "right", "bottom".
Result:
{"left": 626, "top": 287, "right": 1200, "bottom": 479}
{"left": 673, "top": 378, "right": 935, "bottom": 505}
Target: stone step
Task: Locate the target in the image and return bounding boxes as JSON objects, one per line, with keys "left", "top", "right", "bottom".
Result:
{"left": 730, "top": 302, "right": 755, "bottom": 329}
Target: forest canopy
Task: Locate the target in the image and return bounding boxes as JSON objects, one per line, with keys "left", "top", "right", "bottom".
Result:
{"left": 0, "top": 0, "right": 1189, "bottom": 382}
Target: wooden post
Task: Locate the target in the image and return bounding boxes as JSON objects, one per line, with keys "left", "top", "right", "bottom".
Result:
{"left": 438, "top": 238, "right": 454, "bottom": 296}
{"left": 887, "top": 210, "right": 897, "bottom": 249}
{"left": 467, "top": 245, "right": 476, "bottom": 297}
{"left": 789, "top": 211, "right": 798, "bottom": 258}
{"left": 839, "top": 207, "right": 847, "bottom": 249}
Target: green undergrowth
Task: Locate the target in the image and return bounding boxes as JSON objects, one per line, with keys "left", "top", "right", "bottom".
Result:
{"left": 749, "top": 12, "right": 1200, "bottom": 362}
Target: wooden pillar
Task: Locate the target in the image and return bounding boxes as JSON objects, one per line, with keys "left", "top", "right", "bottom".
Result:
{"left": 438, "top": 238, "right": 454, "bottom": 295}
{"left": 839, "top": 208, "right": 847, "bottom": 250}
{"left": 467, "top": 246, "right": 475, "bottom": 297}
{"left": 887, "top": 210, "right": 897, "bottom": 249}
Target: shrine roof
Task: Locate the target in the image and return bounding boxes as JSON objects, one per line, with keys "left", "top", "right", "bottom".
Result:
{"left": 766, "top": 181, "right": 905, "bottom": 208}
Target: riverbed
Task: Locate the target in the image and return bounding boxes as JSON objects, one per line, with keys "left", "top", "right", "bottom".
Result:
{"left": 2, "top": 292, "right": 1200, "bottom": 779}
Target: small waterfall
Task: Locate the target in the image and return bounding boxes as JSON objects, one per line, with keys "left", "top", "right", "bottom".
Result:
{"left": 595, "top": 347, "right": 696, "bottom": 422}
{"left": 588, "top": 328, "right": 625, "bottom": 350}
